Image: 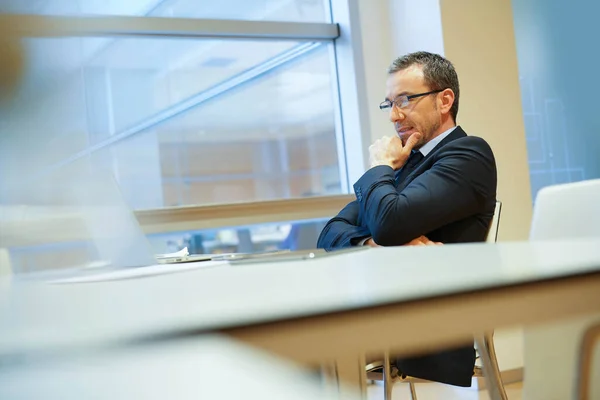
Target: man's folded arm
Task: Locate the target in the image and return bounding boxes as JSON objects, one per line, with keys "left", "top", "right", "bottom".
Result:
{"left": 353, "top": 137, "right": 496, "bottom": 246}
{"left": 316, "top": 200, "right": 372, "bottom": 249}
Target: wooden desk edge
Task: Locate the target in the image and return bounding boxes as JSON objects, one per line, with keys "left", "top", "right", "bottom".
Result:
{"left": 222, "top": 272, "right": 600, "bottom": 365}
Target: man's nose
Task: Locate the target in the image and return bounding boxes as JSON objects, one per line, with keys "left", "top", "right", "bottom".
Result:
{"left": 389, "top": 106, "right": 405, "bottom": 123}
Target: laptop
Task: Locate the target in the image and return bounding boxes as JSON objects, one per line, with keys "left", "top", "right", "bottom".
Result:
{"left": 36, "top": 170, "right": 366, "bottom": 283}
{"left": 71, "top": 171, "right": 286, "bottom": 268}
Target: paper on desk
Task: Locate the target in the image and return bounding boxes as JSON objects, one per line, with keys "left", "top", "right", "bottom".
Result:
{"left": 155, "top": 247, "right": 189, "bottom": 259}
{"left": 49, "top": 260, "right": 228, "bottom": 284}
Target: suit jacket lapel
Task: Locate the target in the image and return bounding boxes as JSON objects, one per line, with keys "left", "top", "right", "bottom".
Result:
{"left": 421, "top": 126, "right": 467, "bottom": 163}
{"left": 397, "top": 126, "right": 468, "bottom": 190}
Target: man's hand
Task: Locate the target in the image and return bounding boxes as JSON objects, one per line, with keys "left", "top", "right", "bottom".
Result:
{"left": 364, "top": 236, "right": 441, "bottom": 247}
{"left": 404, "top": 235, "right": 443, "bottom": 246}
{"left": 369, "top": 132, "right": 423, "bottom": 170}
{"left": 365, "top": 238, "right": 379, "bottom": 247}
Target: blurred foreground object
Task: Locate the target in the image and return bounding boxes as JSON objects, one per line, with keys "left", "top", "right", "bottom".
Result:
{"left": 0, "top": 335, "right": 355, "bottom": 400}
{"left": 0, "top": 22, "right": 24, "bottom": 103}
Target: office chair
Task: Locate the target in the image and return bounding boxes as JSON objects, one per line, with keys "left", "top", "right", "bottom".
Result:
{"left": 576, "top": 321, "right": 600, "bottom": 400}
{"left": 365, "top": 201, "right": 506, "bottom": 400}
{"left": 528, "top": 180, "right": 600, "bottom": 400}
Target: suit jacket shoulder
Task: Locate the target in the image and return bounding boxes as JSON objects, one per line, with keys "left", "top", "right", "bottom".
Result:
{"left": 437, "top": 134, "right": 493, "bottom": 154}
{"left": 428, "top": 134, "right": 495, "bottom": 170}
{"left": 427, "top": 127, "right": 492, "bottom": 157}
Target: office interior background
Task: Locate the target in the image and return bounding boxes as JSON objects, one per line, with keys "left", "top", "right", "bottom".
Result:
{"left": 0, "top": 0, "right": 596, "bottom": 269}
{"left": 1, "top": 0, "right": 599, "bottom": 397}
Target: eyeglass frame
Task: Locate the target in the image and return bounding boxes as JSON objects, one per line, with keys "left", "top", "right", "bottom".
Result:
{"left": 379, "top": 88, "right": 446, "bottom": 111}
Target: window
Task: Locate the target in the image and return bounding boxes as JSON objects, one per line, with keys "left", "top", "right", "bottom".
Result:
{"left": 0, "top": 1, "right": 369, "bottom": 274}
{"left": 86, "top": 38, "right": 343, "bottom": 208}
{"left": 2, "top": 12, "right": 345, "bottom": 209}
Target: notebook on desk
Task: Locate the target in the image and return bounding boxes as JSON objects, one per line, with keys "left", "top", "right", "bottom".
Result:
{"left": 155, "top": 247, "right": 292, "bottom": 264}
{"left": 226, "top": 246, "right": 369, "bottom": 265}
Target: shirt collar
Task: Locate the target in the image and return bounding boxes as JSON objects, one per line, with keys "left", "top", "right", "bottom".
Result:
{"left": 418, "top": 126, "right": 457, "bottom": 157}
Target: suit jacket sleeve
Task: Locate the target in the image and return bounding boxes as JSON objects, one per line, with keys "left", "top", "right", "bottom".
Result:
{"left": 316, "top": 200, "right": 372, "bottom": 249}
{"left": 353, "top": 136, "right": 496, "bottom": 246}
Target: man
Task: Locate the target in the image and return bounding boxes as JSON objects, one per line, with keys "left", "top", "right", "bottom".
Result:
{"left": 317, "top": 51, "right": 497, "bottom": 387}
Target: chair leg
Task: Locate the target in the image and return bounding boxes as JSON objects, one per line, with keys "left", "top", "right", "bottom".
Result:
{"left": 475, "top": 333, "right": 508, "bottom": 400}
{"left": 319, "top": 362, "right": 338, "bottom": 395}
{"left": 383, "top": 352, "right": 393, "bottom": 400}
{"left": 334, "top": 355, "right": 368, "bottom": 400}
{"left": 576, "top": 322, "right": 600, "bottom": 400}
{"left": 408, "top": 381, "right": 418, "bottom": 400}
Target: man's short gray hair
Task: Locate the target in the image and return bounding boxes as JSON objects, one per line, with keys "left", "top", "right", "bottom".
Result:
{"left": 388, "top": 51, "right": 460, "bottom": 122}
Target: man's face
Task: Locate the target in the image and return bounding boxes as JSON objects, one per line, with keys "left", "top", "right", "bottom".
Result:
{"left": 385, "top": 65, "right": 442, "bottom": 148}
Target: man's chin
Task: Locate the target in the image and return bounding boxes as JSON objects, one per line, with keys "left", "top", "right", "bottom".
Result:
{"left": 398, "top": 132, "right": 411, "bottom": 145}
{"left": 400, "top": 129, "right": 429, "bottom": 149}
{"left": 400, "top": 133, "right": 421, "bottom": 148}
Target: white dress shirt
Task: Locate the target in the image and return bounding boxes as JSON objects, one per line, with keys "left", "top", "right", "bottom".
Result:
{"left": 417, "top": 126, "right": 456, "bottom": 157}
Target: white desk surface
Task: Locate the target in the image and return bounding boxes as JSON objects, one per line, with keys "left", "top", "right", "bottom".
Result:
{"left": 2, "top": 238, "right": 600, "bottom": 355}
{"left": 0, "top": 335, "right": 355, "bottom": 400}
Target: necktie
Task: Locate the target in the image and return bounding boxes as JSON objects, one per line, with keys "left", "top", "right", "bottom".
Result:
{"left": 395, "top": 151, "right": 424, "bottom": 184}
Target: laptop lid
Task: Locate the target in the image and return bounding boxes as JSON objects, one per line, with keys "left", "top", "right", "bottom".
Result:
{"left": 72, "top": 171, "right": 156, "bottom": 269}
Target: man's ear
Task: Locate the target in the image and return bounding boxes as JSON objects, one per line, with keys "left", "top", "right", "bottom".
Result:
{"left": 439, "top": 88, "right": 455, "bottom": 116}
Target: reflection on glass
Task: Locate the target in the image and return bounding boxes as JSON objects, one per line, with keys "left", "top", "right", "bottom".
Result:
{"left": 1, "top": 36, "right": 342, "bottom": 209}
{"left": 1, "top": 0, "right": 330, "bottom": 22}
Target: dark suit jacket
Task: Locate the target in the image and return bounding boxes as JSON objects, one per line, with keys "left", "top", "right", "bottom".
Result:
{"left": 316, "top": 126, "right": 497, "bottom": 387}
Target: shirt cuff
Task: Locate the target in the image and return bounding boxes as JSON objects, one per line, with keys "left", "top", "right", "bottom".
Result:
{"left": 357, "top": 237, "right": 372, "bottom": 246}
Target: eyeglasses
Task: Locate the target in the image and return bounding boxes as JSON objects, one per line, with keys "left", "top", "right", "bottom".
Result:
{"left": 379, "top": 89, "right": 445, "bottom": 111}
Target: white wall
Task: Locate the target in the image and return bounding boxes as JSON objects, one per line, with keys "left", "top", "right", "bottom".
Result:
{"left": 388, "top": 0, "right": 445, "bottom": 58}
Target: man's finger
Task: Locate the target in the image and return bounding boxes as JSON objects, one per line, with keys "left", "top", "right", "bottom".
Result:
{"left": 404, "top": 132, "right": 423, "bottom": 153}
{"left": 404, "top": 237, "right": 422, "bottom": 246}
{"left": 365, "top": 238, "right": 379, "bottom": 247}
{"left": 415, "top": 235, "right": 442, "bottom": 246}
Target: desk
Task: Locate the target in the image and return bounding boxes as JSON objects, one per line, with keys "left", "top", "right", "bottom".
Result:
{"left": 2, "top": 239, "right": 600, "bottom": 394}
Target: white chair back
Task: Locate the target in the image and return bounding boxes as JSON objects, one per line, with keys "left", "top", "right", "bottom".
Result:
{"left": 525, "top": 179, "right": 600, "bottom": 400}
{"left": 529, "top": 179, "right": 600, "bottom": 240}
